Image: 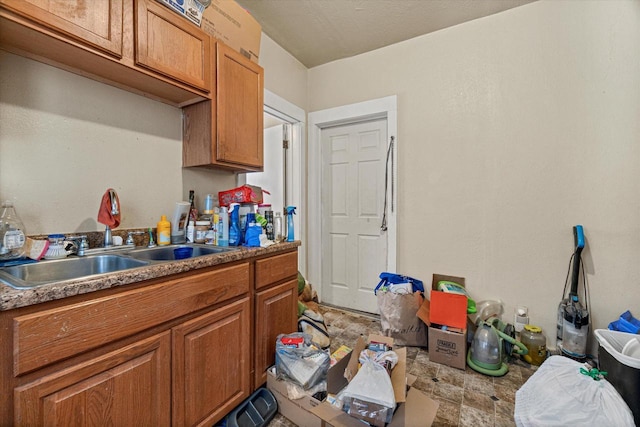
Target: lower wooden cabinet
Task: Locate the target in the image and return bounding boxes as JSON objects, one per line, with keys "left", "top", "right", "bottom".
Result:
{"left": 1, "top": 249, "right": 298, "bottom": 425}
{"left": 173, "top": 297, "right": 250, "bottom": 427}
{"left": 254, "top": 279, "right": 298, "bottom": 388}
{"left": 15, "top": 332, "right": 172, "bottom": 426}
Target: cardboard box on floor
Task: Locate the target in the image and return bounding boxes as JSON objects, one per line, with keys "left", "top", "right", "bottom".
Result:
{"left": 201, "top": 0, "right": 262, "bottom": 62}
{"left": 417, "top": 274, "right": 468, "bottom": 370}
{"left": 267, "top": 334, "right": 439, "bottom": 426}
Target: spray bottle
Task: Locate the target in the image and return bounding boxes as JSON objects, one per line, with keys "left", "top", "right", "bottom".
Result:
{"left": 229, "top": 203, "right": 242, "bottom": 246}
{"left": 286, "top": 206, "right": 296, "bottom": 242}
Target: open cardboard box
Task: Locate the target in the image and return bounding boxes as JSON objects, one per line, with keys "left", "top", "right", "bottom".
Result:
{"left": 267, "top": 353, "right": 350, "bottom": 427}
{"left": 268, "top": 334, "right": 439, "bottom": 426}
{"left": 417, "top": 274, "right": 468, "bottom": 370}
{"left": 313, "top": 334, "right": 438, "bottom": 426}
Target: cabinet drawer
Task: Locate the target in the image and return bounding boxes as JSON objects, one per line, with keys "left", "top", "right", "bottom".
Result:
{"left": 255, "top": 251, "right": 298, "bottom": 290}
{"left": 13, "top": 263, "right": 249, "bottom": 376}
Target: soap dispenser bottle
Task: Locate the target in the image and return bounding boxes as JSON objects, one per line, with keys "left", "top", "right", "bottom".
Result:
{"left": 228, "top": 203, "right": 242, "bottom": 246}
{"left": 157, "top": 215, "right": 171, "bottom": 246}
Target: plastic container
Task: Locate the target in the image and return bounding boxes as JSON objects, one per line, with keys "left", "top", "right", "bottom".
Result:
{"left": 218, "top": 206, "right": 229, "bottom": 246}
{"left": 229, "top": 203, "right": 242, "bottom": 246}
{"left": 273, "top": 212, "right": 283, "bottom": 242}
{"left": 157, "top": 215, "right": 171, "bottom": 246}
{"left": 171, "top": 202, "right": 191, "bottom": 244}
{"left": 204, "top": 193, "right": 215, "bottom": 214}
{"left": 195, "top": 221, "right": 210, "bottom": 243}
{"left": 595, "top": 329, "right": 640, "bottom": 424}
{"left": 520, "top": 325, "right": 547, "bottom": 366}
{"left": 286, "top": 206, "right": 296, "bottom": 242}
{"left": 186, "top": 221, "right": 195, "bottom": 243}
{"left": 223, "top": 388, "right": 277, "bottom": 427}
{"left": 173, "top": 247, "right": 193, "bottom": 260}
{"left": 0, "top": 200, "right": 26, "bottom": 260}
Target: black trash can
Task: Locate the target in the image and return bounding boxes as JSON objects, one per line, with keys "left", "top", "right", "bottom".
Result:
{"left": 595, "top": 329, "right": 640, "bottom": 424}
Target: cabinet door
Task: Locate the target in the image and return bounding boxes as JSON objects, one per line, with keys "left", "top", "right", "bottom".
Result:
{"left": 14, "top": 332, "right": 171, "bottom": 426}
{"left": 254, "top": 279, "right": 298, "bottom": 387}
{"left": 173, "top": 297, "right": 251, "bottom": 427}
{"left": 0, "top": 0, "right": 123, "bottom": 58}
{"left": 217, "top": 42, "right": 264, "bottom": 168}
{"left": 135, "top": 0, "right": 211, "bottom": 92}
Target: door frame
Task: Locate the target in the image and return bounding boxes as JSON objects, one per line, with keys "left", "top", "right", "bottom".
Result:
{"left": 238, "top": 89, "right": 307, "bottom": 276}
{"left": 308, "top": 95, "right": 398, "bottom": 303}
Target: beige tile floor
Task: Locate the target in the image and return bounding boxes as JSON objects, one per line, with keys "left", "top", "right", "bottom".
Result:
{"left": 268, "top": 305, "right": 539, "bottom": 427}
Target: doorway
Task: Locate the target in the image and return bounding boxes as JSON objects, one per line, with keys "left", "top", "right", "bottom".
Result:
{"left": 238, "top": 90, "right": 306, "bottom": 275}
{"left": 308, "top": 96, "right": 398, "bottom": 314}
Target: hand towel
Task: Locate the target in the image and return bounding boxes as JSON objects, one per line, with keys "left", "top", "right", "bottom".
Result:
{"left": 97, "top": 188, "right": 120, "bottom": 228}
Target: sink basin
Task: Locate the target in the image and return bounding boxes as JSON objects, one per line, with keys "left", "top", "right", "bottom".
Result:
{"left": 126, "top": 244, "right": 239, "bottom": 262}
{"left": 0, "top": 255, "right": 149, "bottom": 289}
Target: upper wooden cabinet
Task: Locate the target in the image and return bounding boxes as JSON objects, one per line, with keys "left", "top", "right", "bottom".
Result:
{"left": 0, "top": 0, "right": 210, "bottom": 106}
{"left": 183, "top": 42, "right": 264, "bottom": 172}
{"left": 0, "top": 0, "right": 124, "bottom": 58}
{"left": 135, "top": 0, "right": 211, "bottom": 92}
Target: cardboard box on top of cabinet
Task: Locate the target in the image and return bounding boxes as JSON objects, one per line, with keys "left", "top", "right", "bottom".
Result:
{"left": 157, "top": 0, "right": 206, "bottom": 26}
{"left": 417, "top": 274, "right": 469, "bottom": 370}
{"left": 201, "top": 0, "right": 262, "bottom": 62}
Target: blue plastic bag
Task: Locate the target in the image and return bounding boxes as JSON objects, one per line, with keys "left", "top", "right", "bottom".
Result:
{"left": 374, "top": 272, "right": 424, "bottom": 295}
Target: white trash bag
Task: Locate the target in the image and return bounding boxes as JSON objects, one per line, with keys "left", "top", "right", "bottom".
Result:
{"left": 514, "top": 355, "right": 634, "bottom": 427}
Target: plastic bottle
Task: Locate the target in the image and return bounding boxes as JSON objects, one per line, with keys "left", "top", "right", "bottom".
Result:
{"left": 286, "top": 206, "right": 296, "bottom": 242}
{"left": 274, "top": 212, "right": 283, "bottom": 242}
{"left": 218, "top": 206, "right": 229, "bottom": 247}
{"left": 521, "top": 325, "right": 547, "bottom": 366}
{"left": 265, "top": 210, "right": 274, "bottom": 240}
{"left": 229, "top": 203, "right": 242, "bottom": 246}
{"left": 0, "top": 200, "right": 26, "bottom": 260}
{"left": 186, "top": 221, "right": 195, "bottom": 243}
{"left": 157, "top": 215, "right": 171, "bottom": 246}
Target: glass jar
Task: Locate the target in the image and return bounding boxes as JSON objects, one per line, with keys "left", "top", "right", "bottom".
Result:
{"left": 521, "top": 324, "right": 547, "bottom": 366}
{"left": 195, "top": 221, "right": 210, "bottom": 243}
{"left": 0, "top": 200, "right": 26, "bottom": 260}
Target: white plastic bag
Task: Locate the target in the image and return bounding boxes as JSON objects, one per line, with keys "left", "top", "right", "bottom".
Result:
{"left": 514, "top": 355, "right": 634, "bottom": 427}
{"left": 341, "top": 357, "right": 396, "bottom": 409}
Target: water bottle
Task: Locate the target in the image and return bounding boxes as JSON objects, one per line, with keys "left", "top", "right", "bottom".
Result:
{"left": 274, "top": 212, "right": 283, "bottom": 242}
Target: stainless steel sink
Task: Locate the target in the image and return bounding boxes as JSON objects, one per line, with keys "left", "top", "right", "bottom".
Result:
{"left": 0, "top": 255, "right": 149, "bottom": 289}
{"left": 126, "top": 244, "right": 239, "bottom": 262}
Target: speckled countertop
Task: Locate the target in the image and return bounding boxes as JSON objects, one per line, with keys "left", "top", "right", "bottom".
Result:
{"left": 0, "top": 242, "right": 300, "bottom": 312}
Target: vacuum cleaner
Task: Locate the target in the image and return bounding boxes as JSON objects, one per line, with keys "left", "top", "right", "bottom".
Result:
{"left": 467, "top": 317, "right": 528, "bottom": 376}
{"left": 556, "top": 225, "right": 590, "bottom": 361}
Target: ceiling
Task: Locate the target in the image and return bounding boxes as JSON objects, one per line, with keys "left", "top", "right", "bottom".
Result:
{"left": 234, "top": 0, "right": 536, "bottom": 68}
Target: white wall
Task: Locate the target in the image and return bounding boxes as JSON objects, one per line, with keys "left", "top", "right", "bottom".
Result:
{"left": 0, "top": 52, "right": 190, "bottom": 233}
{"left": 258, "top": 34, "right": 308, "bottom": 111}
{"left": 308, "top": 0, "right": 640, "bottom": 354}
{"left": 0, "top": 32, "right": 306, "bottom": 235}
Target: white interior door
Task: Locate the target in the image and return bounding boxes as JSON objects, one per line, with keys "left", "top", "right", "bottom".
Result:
{"left": 320, "top": 119, "right": 389, "bottom": 313}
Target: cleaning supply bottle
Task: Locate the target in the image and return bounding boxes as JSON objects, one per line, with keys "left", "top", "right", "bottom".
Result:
{"left": 217, "top": 207, "right": 229, "bottom": 246}
{"left": 157, "top": 215, "right": 171, "bottom": 246}
{"left": 286, "top": 206, "right": 296, "bottom": 242}
{"left": 228, "top": 203, "right": 242, "bottom": 246}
